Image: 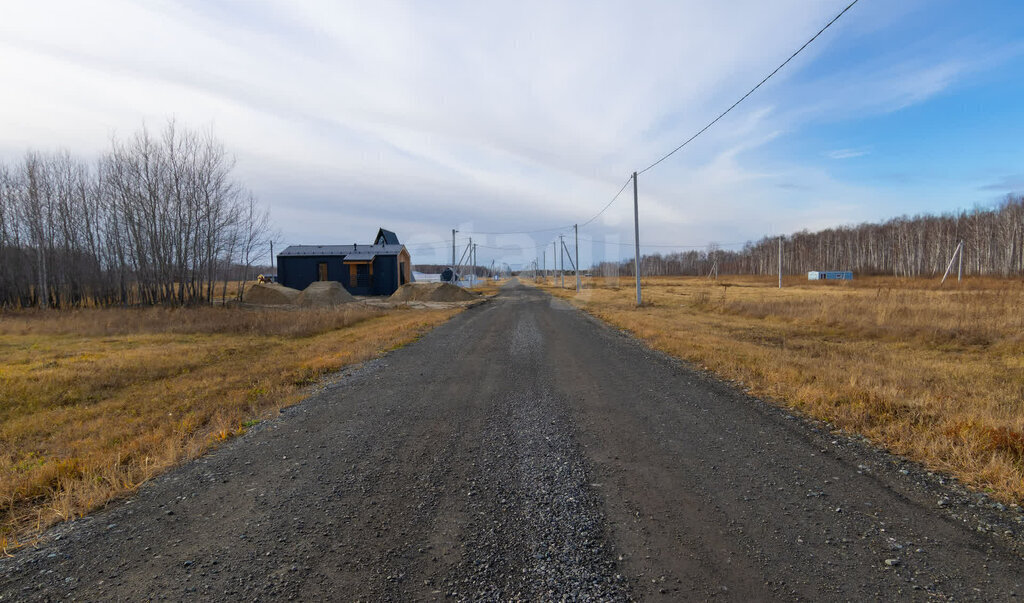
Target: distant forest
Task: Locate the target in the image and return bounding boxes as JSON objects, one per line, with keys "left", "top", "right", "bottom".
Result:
{"left": 594, "top": 196, "right": 1024, "bottom": 278}
{"left": 0, "top": 121, "right": 273, "bottom": 308}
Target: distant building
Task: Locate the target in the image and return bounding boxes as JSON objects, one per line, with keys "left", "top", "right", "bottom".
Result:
{"left": 277, "top": 228, "right": 411, "bottom": 296}
{"left": 808, "top": 270, "right": 853, "bottom": 281}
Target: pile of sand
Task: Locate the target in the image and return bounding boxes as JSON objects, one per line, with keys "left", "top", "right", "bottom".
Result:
{"left": 390, "top": 282, "right": 477, "bottom": 302}
{"left": 296, "top": 281, "right": 357, "bottom": 307}
{"left": 243, "top": 282, "right": 301, "bottom": 305}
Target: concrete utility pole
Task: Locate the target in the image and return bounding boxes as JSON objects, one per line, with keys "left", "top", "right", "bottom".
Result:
{"left": 270, "top": 241, "right": 274, "bottom": 269}
{"left": 559, "top": 234, "right": 565, "bottom": 288}
{"left": 574, "top": 224, "right": 580, "bottom": 292}
{"left": 633, "top": 171, "right": 641, "bottom": 306}
{"left": 957, "top": 240, "right": 963, "bottom": 282}
{"left": 451, "top": 229, "right": 457, "bottom": 275}
{"left": 553, "top": 241, "right": 557, "bottom": 284}
{"left": 472, "top": 243, "right": 477, "bottom": 287}
{"left": 778, "top": 236, "right": 783, "bottom": 289}
{"left": 941, "top": 240, "right": 965, "bottom": 285}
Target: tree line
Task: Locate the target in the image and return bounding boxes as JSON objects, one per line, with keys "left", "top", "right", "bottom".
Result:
{"left": 594, "top": 195, "right": 1024, "bottom": 279}
{"left": 0, "top": 121, "right": 272, "bottom": 308}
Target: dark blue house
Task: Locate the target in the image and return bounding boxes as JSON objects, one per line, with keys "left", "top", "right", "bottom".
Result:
{"left": 277, "top": 228, "right": 412, "bottom": 296}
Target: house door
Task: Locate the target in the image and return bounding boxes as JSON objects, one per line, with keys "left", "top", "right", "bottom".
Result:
{"left": 346, "top": 262, "right": 372, "bottom": 294}
{"left": 318, "top": 262, "right": 328, "bottom": 281}
{"left": 355, "top": 264, "right": 371, "bottom": 288}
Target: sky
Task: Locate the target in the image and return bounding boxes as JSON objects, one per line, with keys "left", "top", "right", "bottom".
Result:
{"left": 2, "top": 0, "right": 1024, "bottom": 269}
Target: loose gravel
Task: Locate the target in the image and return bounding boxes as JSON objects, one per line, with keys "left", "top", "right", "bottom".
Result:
{"left": 2, "top": 280, "right": 1023, "bottom": 601}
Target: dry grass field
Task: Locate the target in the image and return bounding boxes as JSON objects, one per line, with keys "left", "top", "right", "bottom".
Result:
{"left": 536, "top": 274, "right": 1024, "bottom": 502}
{"left": 0, "top": 303, "right": 460, "bottom": 549}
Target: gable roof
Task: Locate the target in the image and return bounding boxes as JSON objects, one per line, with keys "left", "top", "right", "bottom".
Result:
{"left": 375, "top": 228, "right": 400, "bottom": 245}
{"left": 279, "top": 243, "right": 405, "bottom": 258}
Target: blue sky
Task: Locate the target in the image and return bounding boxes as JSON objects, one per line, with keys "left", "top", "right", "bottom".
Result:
{"left": 756, "top": 0, "right": 1024, "bottom": 223}
{"left": 1, "top": 0, "right": 1023, "bottom": 268}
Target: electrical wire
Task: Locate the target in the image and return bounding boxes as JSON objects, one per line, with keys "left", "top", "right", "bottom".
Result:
{"left": 418, "top": 1, "right": 859, "bottom": 251}
{"left": 463, "top": 225, "right": 575, "bottom": 235}
{"left": 580, "top": 175, "right": 635, "bottom": 227}
{"left": 637, "top": 0, "right": 859, "bottom": 176}
{"left": 598, "top": 241, "right": 749, "bottom": 249}
{"left": 455, "top": 172, "right": 631, "bottom": 238}
{"left": 404, "top": 238, "right": 472, "bottom": 248}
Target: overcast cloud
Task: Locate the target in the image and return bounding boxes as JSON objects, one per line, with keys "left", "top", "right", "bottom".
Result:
{"left": 2, "top": 0, "right": 1022, "bottom": 268}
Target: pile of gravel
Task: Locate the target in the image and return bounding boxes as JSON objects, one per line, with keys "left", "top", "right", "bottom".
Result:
{"left": 243, "top": 282, "right": 301, "bottom": 305}
{"left": 390, "top": 283, "right": 476, "bottom": 302}
{"left": 296, "top": 281, "right": 357, "bottom": 307}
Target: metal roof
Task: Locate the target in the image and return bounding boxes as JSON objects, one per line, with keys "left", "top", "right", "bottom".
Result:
{"left": 343, "top": 251, "right": 377, "bottom": 261}
{"left": 278, "top": 243, "right": 406, "bottom": 257}
{"left": 375, "top": 228, "right": 400, "bottom": 245}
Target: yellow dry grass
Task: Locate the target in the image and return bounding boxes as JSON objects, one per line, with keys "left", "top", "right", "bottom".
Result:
{"left": 536, "top": 274, "right": 1024, "bottom": 502}
{"left": 0, "top": 303, "right": 459, "bottom": 549}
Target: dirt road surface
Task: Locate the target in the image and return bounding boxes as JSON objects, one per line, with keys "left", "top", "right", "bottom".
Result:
{"left": 3, "top": 280, "right": 1023, "bottom": 600}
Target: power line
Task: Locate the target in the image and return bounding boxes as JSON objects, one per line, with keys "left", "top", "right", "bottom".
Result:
{"left": 405, "top": 237, "right": 472, "bottom": 248}
{"left": 464, "top": 225, "right": 574, "bottom": 236}
{"left": 428, "top": 2, "right": 859, "bottom": 254}
{"left": 458, "top": 173, "right": 631, "bottom": 238}
{"left": 637, "top": 0, "right": 859, "bottom": 176}
{"left": 580, "top": 175, "right": 635, "bottom": 227}
{"left": 476, "top": 241, "right": 560, "bottom": 251}
{"left": 599, "top": 240, "right": 749, "bottom": 249}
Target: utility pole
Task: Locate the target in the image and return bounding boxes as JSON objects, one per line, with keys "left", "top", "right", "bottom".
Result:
{"left": 553, "top": 241, "right": 557, "bottom": 285}
{"left": 559, "top": 234, "right": 565, "bottom": 288}
{"left": 957, "top": 239, "right": 963, "bottom": 283}
{"left": 451, "top": 229, "right": 457, "bottom": 277}
{"left": 778, "top": 236, "right": 782, "bottom": 289}
{"left": 633, "top": 171, "right": 641, "bottom": 306}
{"left": 941, "top": 240, "right": 965, "bottom": 285}
{"left": 574, "top": 224, "right": 580, "bottom": 292}
{"left": 472, "top": 243, "right": 477, "bottom": 287}
{"left": 270, "top": 240, "right": 274, "bottom": 270}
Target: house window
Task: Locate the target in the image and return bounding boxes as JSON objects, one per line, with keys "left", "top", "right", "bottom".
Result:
{"left": 318, "top": 262, "right": 328, "bottom": 281}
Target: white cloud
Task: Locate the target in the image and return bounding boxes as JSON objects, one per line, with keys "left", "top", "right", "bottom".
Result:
{"left": 827, "top": 148, "right": 870, "bottom": 159}
{"left": 0, "top": 0, "right": 1012, "bottom": 266}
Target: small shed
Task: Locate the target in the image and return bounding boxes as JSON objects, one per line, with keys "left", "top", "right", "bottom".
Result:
{"left": 277, "top": 228, "right": 412, "bottom": 296}
{"left": 808, "top": 270, "right": 853, "bottom": 281}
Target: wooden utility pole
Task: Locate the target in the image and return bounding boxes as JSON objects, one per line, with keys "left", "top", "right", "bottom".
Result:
{"left": 633, "top": 172, "right": 641, "bottom": 306}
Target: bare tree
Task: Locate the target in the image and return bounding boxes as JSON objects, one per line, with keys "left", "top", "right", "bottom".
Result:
{"left": 0, "top": 120, "right": 275, "bottom": 308}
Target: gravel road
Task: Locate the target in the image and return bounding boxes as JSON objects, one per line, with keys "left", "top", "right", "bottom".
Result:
{"left": 3, "top": 280, "right": 1024, "bottom": 600}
